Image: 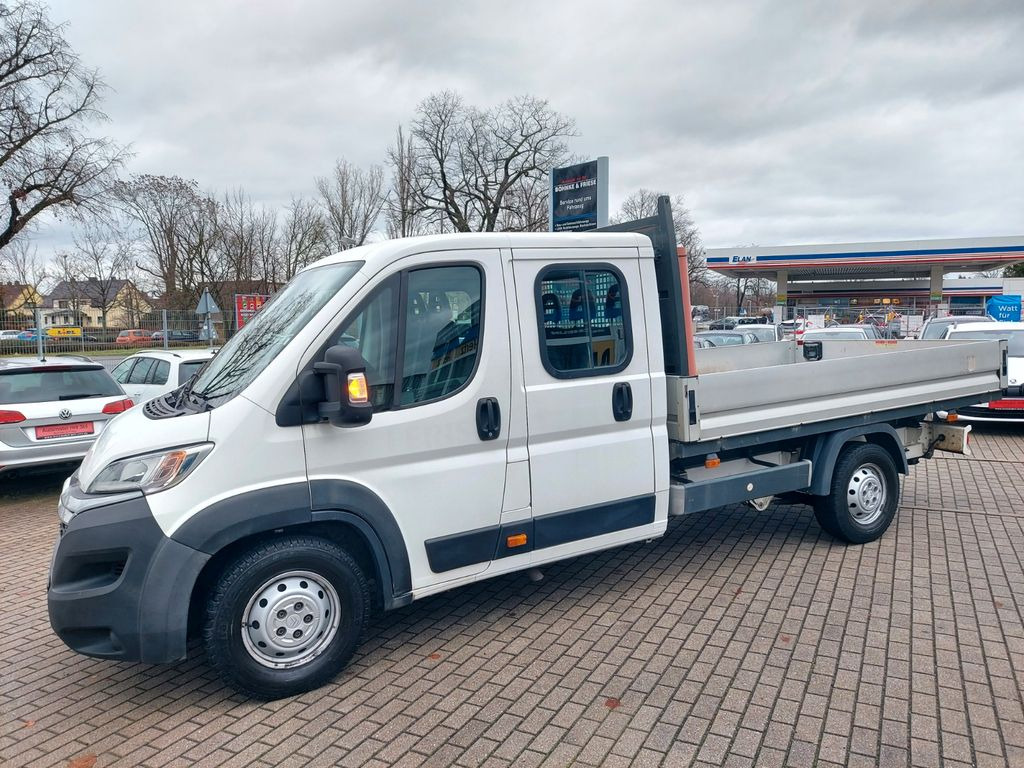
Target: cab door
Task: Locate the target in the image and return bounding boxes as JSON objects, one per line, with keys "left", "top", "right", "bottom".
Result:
{"left": 512, "top": 249, "right": 657, "bottom": 558}
{"left": 302, "top": 250, "right": 512, "bottom": 591}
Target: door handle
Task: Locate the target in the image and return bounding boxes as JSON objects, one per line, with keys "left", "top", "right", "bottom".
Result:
{"left": 612, "top": 382, "right": 633, "bottom": 422}
{"left": 476, "top": 397, "right": 501, "bottom": 440}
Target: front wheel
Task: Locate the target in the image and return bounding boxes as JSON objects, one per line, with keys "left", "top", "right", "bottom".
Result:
{"left": 203, "top": 536, "right": 370, "bottom": 699}
{"left": 814, "top": 443, "right": 900, "bottom": 544}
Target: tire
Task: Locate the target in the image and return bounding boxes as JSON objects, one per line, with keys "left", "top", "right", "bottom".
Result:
{"left": 203, "top": 535, "right": 370, "bottom": 699}
{"left": 813, "top": 443, "right": 900, "bottom": 544}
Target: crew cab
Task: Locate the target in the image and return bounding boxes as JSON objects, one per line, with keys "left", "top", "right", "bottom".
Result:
{"left": 48, "top": 199, "right": 1005, "bottom": 699}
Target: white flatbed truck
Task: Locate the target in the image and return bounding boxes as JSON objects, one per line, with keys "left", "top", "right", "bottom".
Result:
{"left": 48, "top": 198, "right": 1005, "bottom": 698}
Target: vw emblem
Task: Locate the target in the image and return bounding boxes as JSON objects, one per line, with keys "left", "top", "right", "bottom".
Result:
{"left": 58, "top": 409, "right": 72, "bottom": 420}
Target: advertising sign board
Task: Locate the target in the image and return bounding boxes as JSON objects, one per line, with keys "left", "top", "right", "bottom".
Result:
{"left": 549, "top": 157, "right": 608, "bottom": 232}
{"left": 987, "top": 295, "right": 1022, "bottom": 322}
{"left": 235, "top": 293, "right": 271, "bottom": 329}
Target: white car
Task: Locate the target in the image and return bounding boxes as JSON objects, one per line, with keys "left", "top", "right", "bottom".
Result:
{"left": 801, "top": 327, "right": 871, "bottom": 341}
{"left": 944, "top": 321, "right": 1024, "bottom": 421}
{"left": 0, "top": 356, "right": 133, "bottom": 474}
{"left": 0, "top": 330, "right": 22, "bottom": 341}
{"left": 110, "top": 349, "right": 217, "bottom": 404}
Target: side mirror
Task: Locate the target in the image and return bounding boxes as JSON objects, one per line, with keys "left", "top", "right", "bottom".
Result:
{"left": 803, "top": 340, "right": 823, "bottom": 361}
{"left": 313, "top": 345, "right": 373, "bottom": 427}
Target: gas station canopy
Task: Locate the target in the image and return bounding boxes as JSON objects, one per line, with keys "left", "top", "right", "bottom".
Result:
{"left": 707, "top": 236, "right": 1024, "bottom": 281}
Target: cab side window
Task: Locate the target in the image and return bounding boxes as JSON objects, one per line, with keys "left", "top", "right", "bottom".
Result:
{"left": 330, "top": 265, "right": 483, "bottom": 411}
{"left": 536, "top": 265, "right": 631, "bottom": 377}
{"left": 400, "top": 266, "right": 482, "bottom": 406}
{"left": 337, "top": 276, "right": 399, "bottom": 411}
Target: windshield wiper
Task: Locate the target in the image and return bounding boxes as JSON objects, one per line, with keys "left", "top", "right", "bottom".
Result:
{"left": 58, "top": 393, "right": 108, "bottom": 400}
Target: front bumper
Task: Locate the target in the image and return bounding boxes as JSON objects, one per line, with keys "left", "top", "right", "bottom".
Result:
{"left": 47, "top": 480, "right": 209, "bottom": 663}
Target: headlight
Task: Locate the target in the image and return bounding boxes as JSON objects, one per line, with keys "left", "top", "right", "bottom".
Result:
{"left": 86, "top": 443, "right": 213, "bottom": 494}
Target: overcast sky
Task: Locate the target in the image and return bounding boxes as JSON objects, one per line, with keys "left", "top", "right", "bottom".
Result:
{"left": 32, "top": 0, "right": 1024, "bottom": 257}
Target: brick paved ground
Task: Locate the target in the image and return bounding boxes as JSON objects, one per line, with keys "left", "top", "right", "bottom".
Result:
{"left": 2, "top": 426, "right": 1024, "bottom": 768}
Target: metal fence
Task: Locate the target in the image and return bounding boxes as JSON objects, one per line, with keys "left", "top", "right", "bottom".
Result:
{"left": 0, "top": 308, "right": 230, "bottom": 358}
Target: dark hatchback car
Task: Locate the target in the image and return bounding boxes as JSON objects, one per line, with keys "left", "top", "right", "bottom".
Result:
{"left": 151, "top": 329, "right": 200, "bottom": 342}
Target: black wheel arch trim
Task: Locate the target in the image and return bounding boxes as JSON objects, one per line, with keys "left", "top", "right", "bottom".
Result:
{"left": 171, "top": 480, "right": 412, "bottom": 610}
{"left": 807, "top": 424, "right": 908, "bottom": 496}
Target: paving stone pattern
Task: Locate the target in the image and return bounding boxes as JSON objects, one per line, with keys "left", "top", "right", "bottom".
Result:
{"left": 2, "top": 426, "right": 1024, "bottom": 767}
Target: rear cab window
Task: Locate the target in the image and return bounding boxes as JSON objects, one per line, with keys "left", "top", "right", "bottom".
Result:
{"left": 535, "top": 264, "right": 632, "bottom": 377}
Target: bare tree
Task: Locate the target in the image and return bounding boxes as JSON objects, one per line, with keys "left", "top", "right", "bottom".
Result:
{"left": 71, "top": 218, "right": 132, "bottom": 329}
{"left": 0, "top": 236, "right": 47, "bottom": 304}
{"left": 279, "top": 196, "right": 329, "bottom": 279}
{"left": 410, "top": 91, "right": 575, "bottom": 232}
{"left": 0, "top": 1, "right": 127, "bottom": 250}
{"left": 615, "top": 190, "right": 709, "bottom": 286}
{"left": 494, "top": 172, "right": 550, "bottom": 232}
{"left": 316, "top": 159, "right": 387, "bottom": 249}
{"left": 115, "top": 174, "right": 210, "bottom": 307}
{"left": 385, "top": 126, "right": 430, "bottom": 238}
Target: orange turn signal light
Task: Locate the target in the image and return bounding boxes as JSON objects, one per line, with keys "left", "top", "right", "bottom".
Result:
{"left": 506, "top": 533, "right": 528, "bottom": 548}
{"left": 705, "top": 454, "right": 721, "bottom": 468}
{"left": 347, "top": 372, "right": 369, "bottom": 404}
{"left": 946, "top": 412, "right": 959, "bottom": 422}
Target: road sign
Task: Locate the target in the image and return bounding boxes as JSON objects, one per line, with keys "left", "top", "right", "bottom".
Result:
{"left": 196, "top": 289, "right": 220, "bottom": 315}
{"left": 549, "top": 157, "right": 608, "bottom": 232}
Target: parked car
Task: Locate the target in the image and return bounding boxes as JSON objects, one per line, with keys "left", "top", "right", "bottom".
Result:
{"left": 110, "top": 349, "right": 218, "bottom": 403}
{"left": 943, "top": 321, "right": 1024, "bottom": 421}
{"left": 844, "top": 324, "right": 886, "bottom": 340}
{"left": 0, "top": 357, "right": 133, "bottom": 474}
{"left": 708, "top": 315, "right": 763, "bottom": 330}
{"left": 115, "top": 329, "right": 156, "bottom": 346}
{"left": 744, "top": 324, "right": 785, "bottom": 343}
{"left": 151, "top": 329, "right": 201, "bottom": 343}
{"left": 918, "top": 314, "right": 994, "bottom": 340}
{"left": 16, "top": 328, "right": 43, "bottom": 343}
{"left": 779, "top": 318, "right": 814, "bottom": 340}
{"left": 0, "top": 330, "right": 22, "bottom": 341}
{"left": 801, "top": 327, "right": 872, "bottom": 342}
{"left": 695, "top": 330, "right": 760, "bottom": 346}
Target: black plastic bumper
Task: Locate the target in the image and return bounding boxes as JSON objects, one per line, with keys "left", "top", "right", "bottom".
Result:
{"left": 47, "top": 493, "right": 210, "bottom": 663}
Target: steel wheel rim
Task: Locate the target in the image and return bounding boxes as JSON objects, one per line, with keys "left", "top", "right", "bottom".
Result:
{"left": 240, "top": 570, "right": 341, "bottom": 669}
{"left": 847, "top": 462, "right": 887, "bottom": 527}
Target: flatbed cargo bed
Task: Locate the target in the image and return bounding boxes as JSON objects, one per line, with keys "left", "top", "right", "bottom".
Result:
{"left": 668, "top": 338, "right": 1006, "bottom": 454}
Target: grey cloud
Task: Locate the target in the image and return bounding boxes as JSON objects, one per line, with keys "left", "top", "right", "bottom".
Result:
{"left": 28, "top": 0, "right": 1024, "bottom": 259}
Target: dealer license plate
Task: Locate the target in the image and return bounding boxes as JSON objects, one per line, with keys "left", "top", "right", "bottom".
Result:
{"left": 35, "top": 422, "right": 94, "bottom": 440}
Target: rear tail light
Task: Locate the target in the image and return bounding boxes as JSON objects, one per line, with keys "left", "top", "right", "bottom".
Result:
{"left": 102, "top": 399, "right": 135, "bottom": 415}
{"left": 0, "top": 410, "right": 25, "bottom": 424}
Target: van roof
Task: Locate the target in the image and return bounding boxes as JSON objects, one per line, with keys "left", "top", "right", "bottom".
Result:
{"left": 311, "top": 231, "right": 653, "bottom": 273}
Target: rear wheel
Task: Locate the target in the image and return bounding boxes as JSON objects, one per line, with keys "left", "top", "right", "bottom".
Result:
{"left": 203, "top": 536, "right": 369, "bottom": 699}
{"left": 814, "top": 443, "right": 899, "bottom": 544}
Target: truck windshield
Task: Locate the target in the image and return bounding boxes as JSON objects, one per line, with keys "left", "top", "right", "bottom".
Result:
{"left": 948, "top": 329, "right": 1024, "bottom": 356}
{"left": 190, "top": 262, "right": 363, "bottom": 406}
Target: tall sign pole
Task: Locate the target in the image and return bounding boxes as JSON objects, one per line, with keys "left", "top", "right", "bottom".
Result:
{"left": 549, "top": 157, "right": 609, "bottom": 232}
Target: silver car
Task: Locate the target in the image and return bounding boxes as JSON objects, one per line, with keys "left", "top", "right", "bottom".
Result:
{"left": 0, "top": 357, "right": 133, "bottom": 474}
